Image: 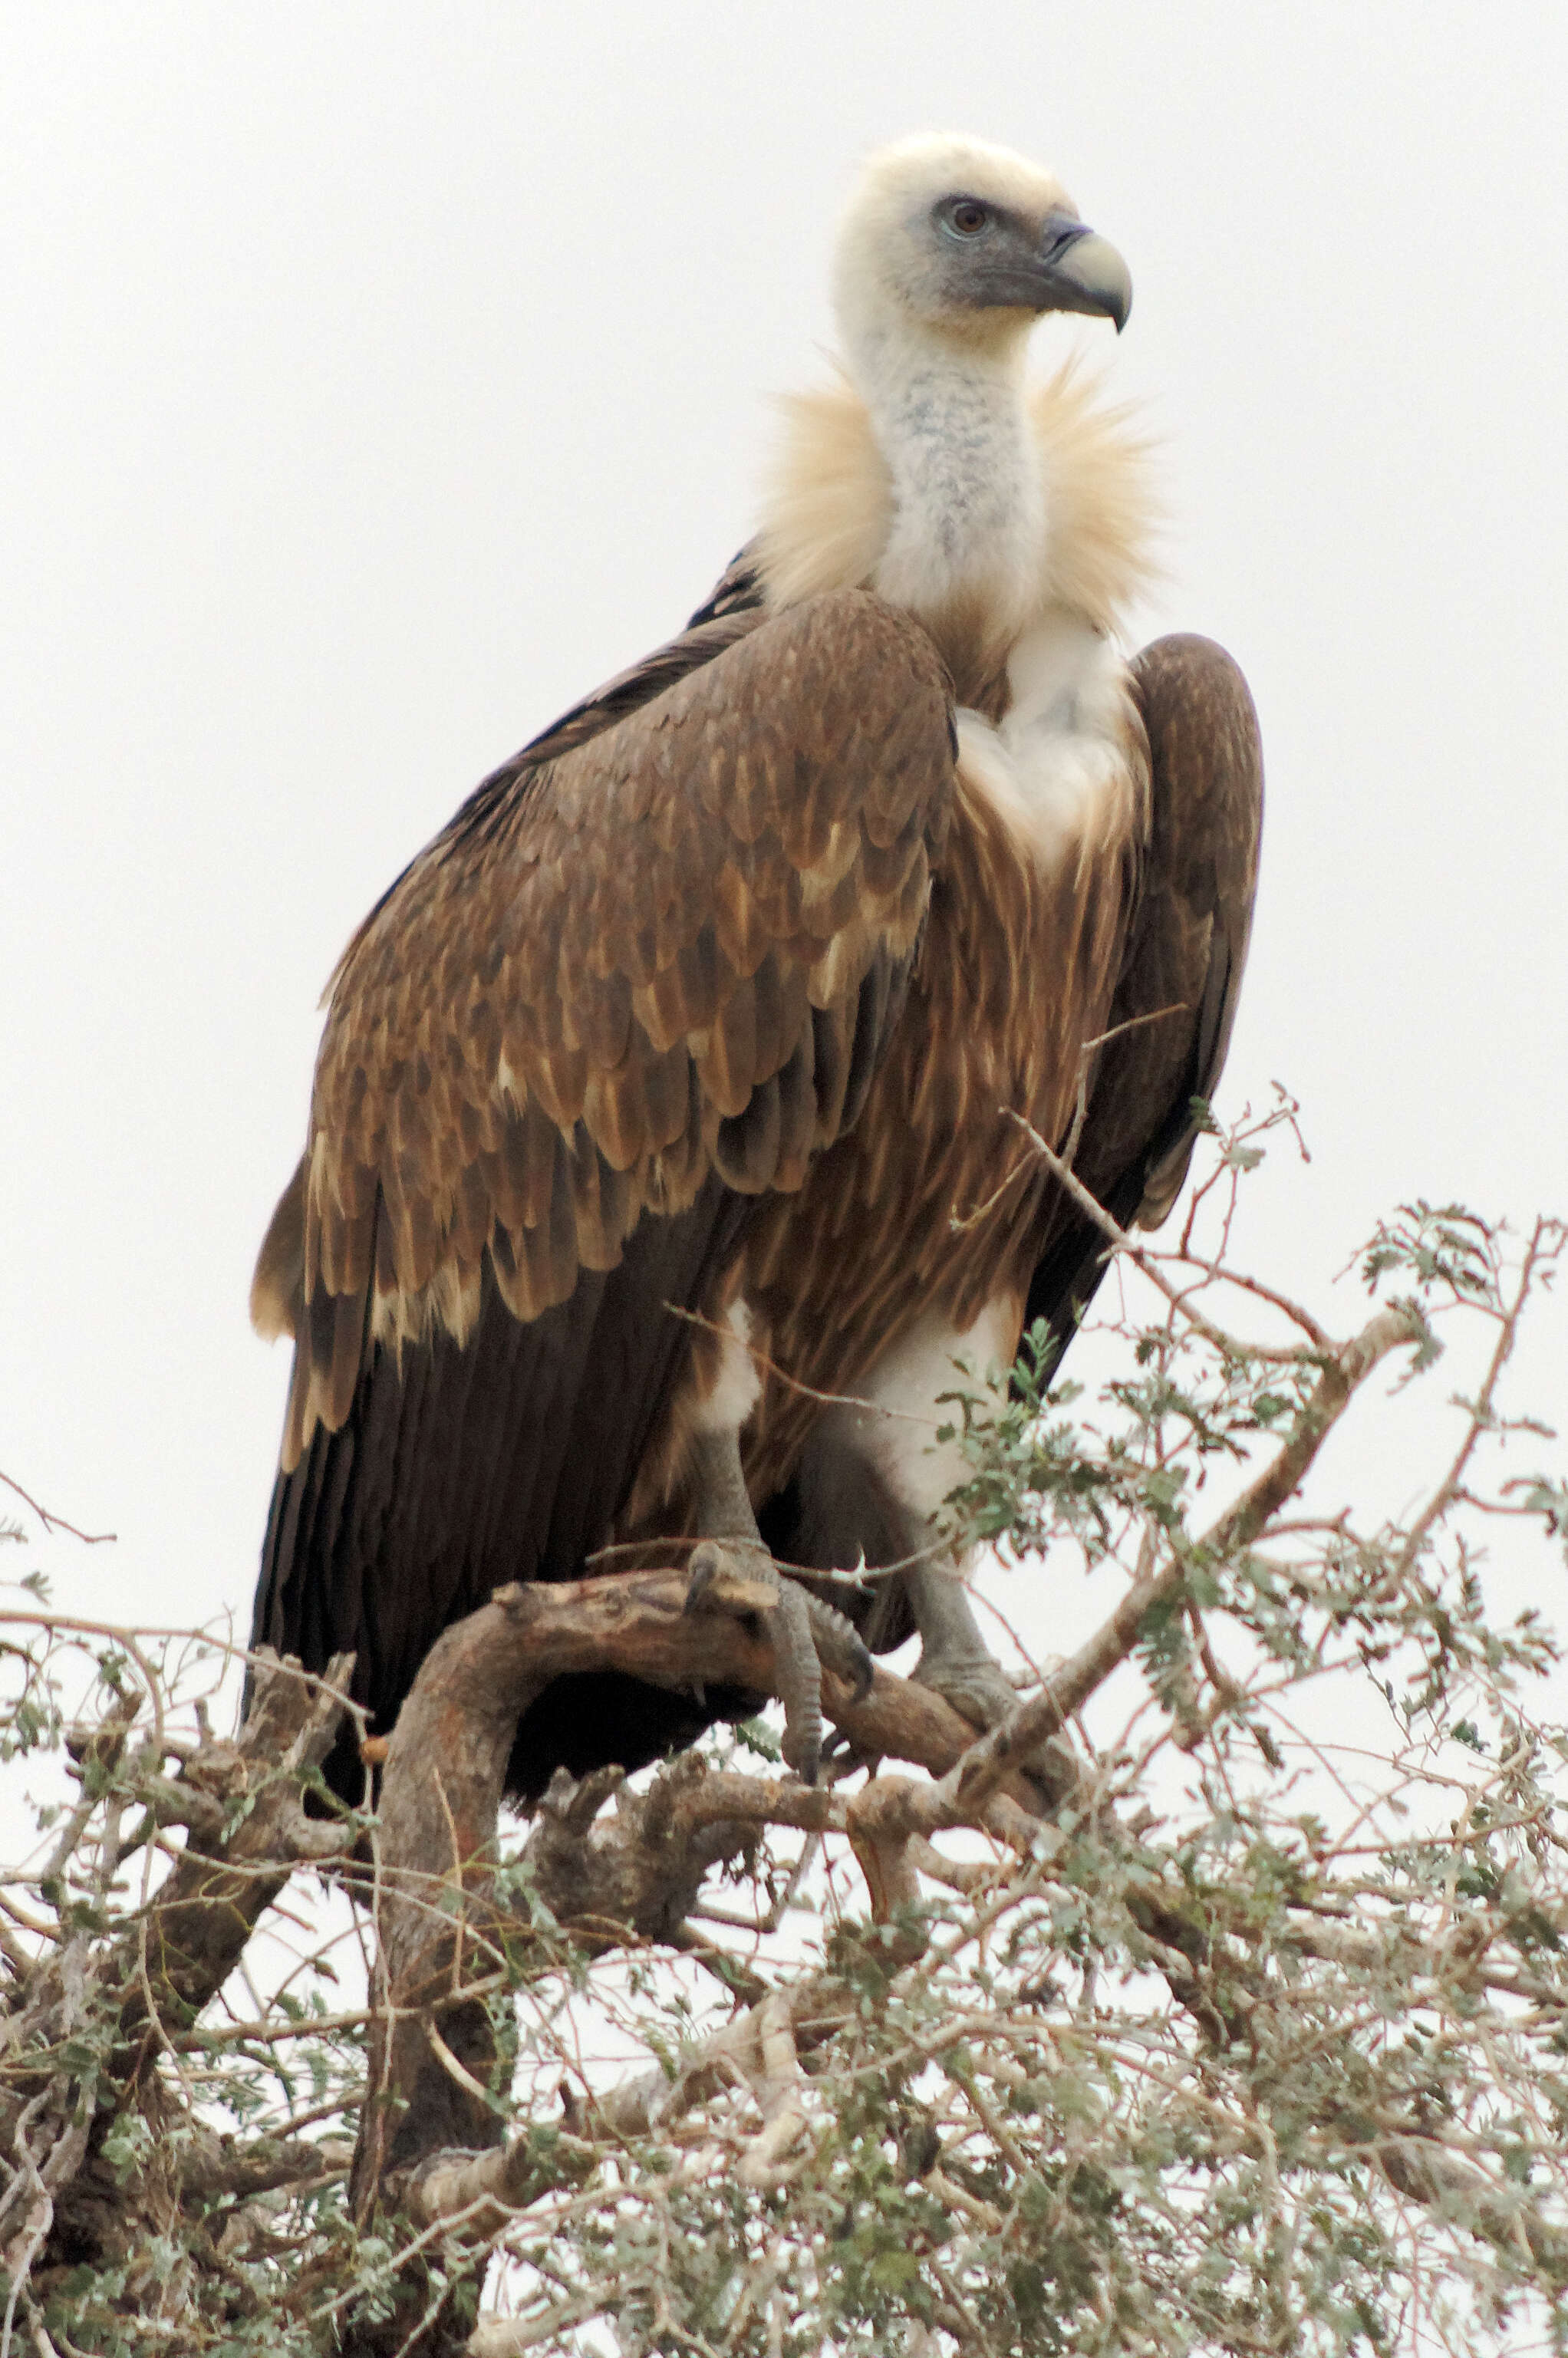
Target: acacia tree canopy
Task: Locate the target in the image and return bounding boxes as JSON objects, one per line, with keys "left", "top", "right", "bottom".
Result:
{"left": 3, "top": 1105, "right": 1567, "bottom": 2358}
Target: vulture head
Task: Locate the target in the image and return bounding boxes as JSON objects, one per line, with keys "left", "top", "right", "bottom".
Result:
{"left": 832, "top": 133, "right": 1131, "bottom": 358}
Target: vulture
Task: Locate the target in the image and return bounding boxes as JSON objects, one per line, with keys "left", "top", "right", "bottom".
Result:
{"left": 250, "top": 134, "right": 1263, "bottom": 1802}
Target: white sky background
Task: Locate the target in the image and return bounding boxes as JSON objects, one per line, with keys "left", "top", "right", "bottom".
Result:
{"left": 2, "top": 5, "right": 1566, "bottom": 1703}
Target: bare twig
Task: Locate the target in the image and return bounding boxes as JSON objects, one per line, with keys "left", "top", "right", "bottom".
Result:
{"left": 0, "top": 1470, "right": 115, "bottom": 1546}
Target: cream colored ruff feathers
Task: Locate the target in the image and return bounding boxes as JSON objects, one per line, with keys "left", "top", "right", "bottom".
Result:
{"left": 756, "top": 361, "right": 1157, "bottom": 874}
{"left": 756, "top": 363, "right": 1157, "bottom": 648}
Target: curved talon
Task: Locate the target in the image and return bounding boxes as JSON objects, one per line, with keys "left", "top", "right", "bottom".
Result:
{"left": 804, "top": 1595, "right": 875, "bottom": 1703}
{"left": 822, "top": 1725, "right": 881, "bottom": 1781}
{"left": 684, "top": 1541, "right": 724, "bottom": 1613}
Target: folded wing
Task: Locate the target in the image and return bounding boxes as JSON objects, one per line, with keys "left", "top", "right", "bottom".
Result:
{"left": 250, "top": 590, "right": 957, "bottom": 1786}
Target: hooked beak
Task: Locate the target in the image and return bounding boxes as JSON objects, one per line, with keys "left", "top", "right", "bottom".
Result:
{"left": 1031, "top": 213, "right": 1132, "bottom": 332}
{"left": 959, "top": 209, "right": 1132, "bottom": 331}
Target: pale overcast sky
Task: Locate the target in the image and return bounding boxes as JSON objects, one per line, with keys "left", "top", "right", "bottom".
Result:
{"left": 2, "top": 6, "right": 1565, "bottom": 1674}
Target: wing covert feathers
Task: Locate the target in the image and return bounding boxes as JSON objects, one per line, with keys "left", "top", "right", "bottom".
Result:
{"left": 251, "top": 1155, "right": 306, "bottom": 1342}
{"left": 265, "top": 591, "right": 955, "bottom": 1468}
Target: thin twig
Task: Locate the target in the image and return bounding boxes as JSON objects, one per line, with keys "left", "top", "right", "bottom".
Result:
{"left": 0, "top": 1472, "right": 115, "bottom": 1546}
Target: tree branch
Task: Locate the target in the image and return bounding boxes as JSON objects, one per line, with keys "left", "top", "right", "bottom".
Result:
{"left": 0, "top": 1651, "right": 354, "bottom": 2307}
{"left": 939, "top": 1302, "right": 1423, "bottom": 1825}
{"left": 353, "top": 1565, "right": 1041, "bottom": 2251}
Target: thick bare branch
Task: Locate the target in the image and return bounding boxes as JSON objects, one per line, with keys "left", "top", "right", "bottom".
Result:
{"left": 351, "top": 1558, "right": 1050, "bottom": 2219}
{"left": 127, "top": 1648, "right": 357, "bottom": 2035}
{"left": 408, "top": 2126, "right": 599, "bottom": 2231}
{"left": 736, "top": 1989, "right": 809, "bottom": 2188}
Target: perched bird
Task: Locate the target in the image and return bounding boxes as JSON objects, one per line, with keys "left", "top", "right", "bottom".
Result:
{"left": 249, "top": 133, "right": 1262, "bottom": 1800}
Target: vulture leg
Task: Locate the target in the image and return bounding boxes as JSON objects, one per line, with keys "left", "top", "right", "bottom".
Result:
{"left": 759, "top": 1302, "right": 1081, "bottom": 1804}
{"left": 684, "top": 1424, "right": 872, "bottom": 1784}
{"left": 903, "top": 1561, "right": 1022, "bottom": 1720}
{"left": 902, "top": 1563, "right": 1079, "bottom": 1806}
{"left": 766, "top": 1430, "right": 1079, "bottom": 1804}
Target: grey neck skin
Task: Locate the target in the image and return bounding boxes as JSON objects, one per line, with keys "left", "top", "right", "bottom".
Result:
{"left": 845, "top": 311, "right": 1045, "bottom": 637}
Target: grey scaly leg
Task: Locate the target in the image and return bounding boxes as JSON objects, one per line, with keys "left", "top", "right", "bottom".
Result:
{"left": 903, "top": 1556, "right": 1077, "bottom": 1806}
{"left": 682, "top": 1425, "right": 871, "bottom": 1783}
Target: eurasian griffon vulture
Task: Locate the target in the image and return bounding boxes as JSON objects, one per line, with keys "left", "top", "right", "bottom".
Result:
{"left": 250, "top": 134, "right": 1263, "bottom": 1799}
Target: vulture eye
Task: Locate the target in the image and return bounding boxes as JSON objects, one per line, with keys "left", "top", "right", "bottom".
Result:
{"left": 942, "top": 197, "right": 993, "bottom": 238}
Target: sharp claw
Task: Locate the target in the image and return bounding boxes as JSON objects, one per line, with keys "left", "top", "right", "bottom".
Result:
{"left": 801, "top": 1595, "right": 875, "bottom": 1701}
{"left": 684, "top": 1541, "right": 723, "bottom": 1614}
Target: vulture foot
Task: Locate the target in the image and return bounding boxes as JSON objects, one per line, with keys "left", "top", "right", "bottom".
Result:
{"left": 904, "top": 1566, "right": 1079, "bottom": 1810}
{"left": 684, "top": 1539, "right": 872, "bottom": 1785}
{"left": 913, "top": 1648, "right": 1079, "bottom": 1809}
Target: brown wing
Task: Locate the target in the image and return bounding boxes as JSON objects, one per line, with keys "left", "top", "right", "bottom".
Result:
{"left": 259, "top": 589, "right": 955, "bottom": 1472}
{"left": 1023, "top": 631, "right": 1263, "bottom": 1349}
{"left": 250, "top": 588, "right": 956, "bottom": 1795}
